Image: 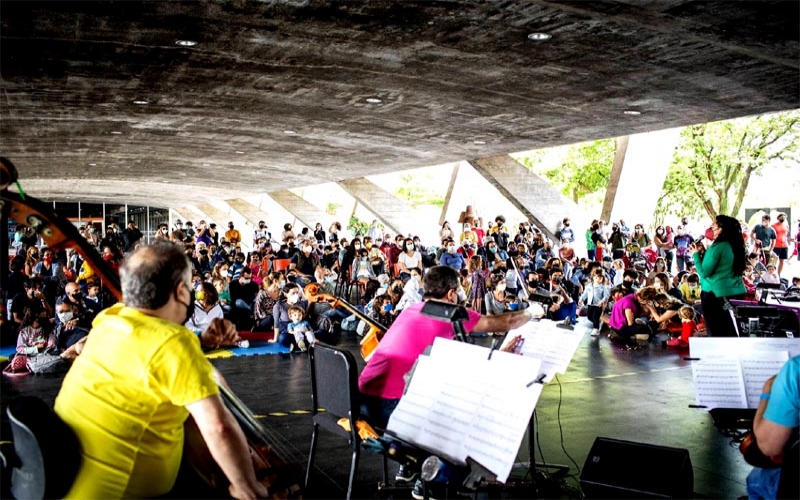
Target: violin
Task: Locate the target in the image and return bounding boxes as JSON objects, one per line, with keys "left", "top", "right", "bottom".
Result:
{"left": 739, "top": 431, "right": 783, "bottom": 469}
{"left": 303, "top": 283, "right": 387, "bottom": 361}
{"left": 1, "top": 157, "right": 303, "bottom": 498}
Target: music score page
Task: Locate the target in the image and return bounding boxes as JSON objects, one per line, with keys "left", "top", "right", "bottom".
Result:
{"left": 387, "top": 338, "right": 542, "bottom": 482}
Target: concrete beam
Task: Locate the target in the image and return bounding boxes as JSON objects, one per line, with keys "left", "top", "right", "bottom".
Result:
{"left": 605, "top": 128, "right": 682, "bottom": 229}
{"left": 439, "top": 163, "right": 460, "bottom": 226}
{"left": 172, "top": 207, "right": 207, "bottom": 226}
{"left": 226, "top": 198, "right": 272, "bottom": 227}
{"left": 468, "top": 155, "right": 588, "bottom": 244}
{"left": 268, "top": 190, "right": 327, "bottom": 229}
{"left": 195, "top": 203, "right": 231, "bottom": 227}
{"left": 601, "top": 136, "right": 629, "bottom": 223}
{"left": 337, "top": 178, "right": 414, "bottom": 237}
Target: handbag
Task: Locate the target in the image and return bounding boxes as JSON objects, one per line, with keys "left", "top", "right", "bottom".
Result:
{"left": 27, "top": 352, "right": 68, "bottom": 374}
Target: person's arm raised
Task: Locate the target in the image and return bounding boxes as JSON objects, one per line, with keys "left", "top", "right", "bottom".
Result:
{"left": 186, "top": 395, "right": 269, "bottom": 500}
{"left": 473, "top": 306, "right": 542, "bottom": 334}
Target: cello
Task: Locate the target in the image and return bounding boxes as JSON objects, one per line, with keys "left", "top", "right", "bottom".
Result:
{"left": 0, "top": 157, "right": 303, "bottom": 498}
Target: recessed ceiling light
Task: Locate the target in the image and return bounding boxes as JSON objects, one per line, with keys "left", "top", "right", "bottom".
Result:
{"left": 366, "top": 97, "right": 382, "bottom": 104}
{"left": 202, "top": 163, "right": 211, "bottom": 167}
{"left": 527, "top": 33, "right": 551, "bottom": 41}
{"left": 283, "top": 130, "right": 297, "bottom": 135}
{"left": 110, "top": 131, "right": 123, "bottom": 135}
{"left": 132, "top": 99, "right": 149, "bottom": 105}
{"left": 98, "top": 150, "right": 107, "bottom": 154}
{"left": 235, "top": 151, "right": 245, "bottom": 154}
{"left": 88, "top": 163, "right": 97, "bottom": 166}
{"left": 623, "top": 110, "right": 642, "bottom": 115}
{"left": 175, "top": 40, "right": 198, "bottom": 47}
{"left": 473, "top": 140, "right": 486, "bottom": 145}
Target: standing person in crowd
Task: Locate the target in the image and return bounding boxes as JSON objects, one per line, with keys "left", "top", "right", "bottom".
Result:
{"left": 771, "top": 212, "right": 790, "bottom": 277}
{"left": 691, "top": 214, "right": 746, "bottom": 337}
{"left": 154, "top": 222, "right": 170, "bottom": 240}
{"left": 328, "top": 222, "right": 341, "bottom": 243}
{"left": 673, "top": 225, "right": 694, "bottom": 272}
{"left": 225, "top": 221, "right": 241, "bottom": 247}
{"left": 122, "top": 220, "right": 143, "bottom": 253}
{"left": 194, "top": 220, "right": 213, "bottom": 247}
{"left": 54, "top": 241, "right": 268, "bottom": 499}
{"left": 252, "top": 221, "right": 270, "bottom": 247}
{"left": 590, "top": 222, "right": 607, "bottom": 262}
{"left": 586, "top": 219, "right": 598, "bottom": 261}
{"left": 751, "top": 214, "right": 777, "bottom": 264}
{"left": 559, "top": 217, "right": 574, "bottom": 243}
{"left": 654, "top": 225, "right": 675, "bottom": 272}
{"left": 313, "top": 222, "right": 327, "bottom": 246}
{"left": 580, "top": 268, "right": 610, "bottom": 336}
{"left": 608, "top": 222, "right": 628, "bottom": 259}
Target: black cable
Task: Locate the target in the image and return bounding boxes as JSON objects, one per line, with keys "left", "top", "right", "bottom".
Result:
{"left": 555, "top": 374, "right": 582, "bottom": 475}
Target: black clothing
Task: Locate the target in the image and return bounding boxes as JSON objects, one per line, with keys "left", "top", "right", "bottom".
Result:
{"left": 229, "top": 280, "right": 259, "bottom": 308}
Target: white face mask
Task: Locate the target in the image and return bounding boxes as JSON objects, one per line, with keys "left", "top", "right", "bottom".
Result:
{"left": 279, "top": 280, "right": 286, "bottom": 288}
{"left": 447, "top": 246, "right": 455, "bottom": 253}
{"left": 287, "top": 294, "right": 299, "bottom": 304}
{"left": 407, "top": 244, "right": 415, "bottom": 251}
{"left": 303, "top": 246, "right": 312, "bottom": 253}
{"left": 241, "top": 278, "right": 251, "bottom": 284}
{"left": 58, "top": 311, "right": 74, "bottom": 323}
{"left": 496, "top": 283, "right": 506, "bottom": 292}
{"left": 354, "top": 245, "right": 361, "bottom": 250}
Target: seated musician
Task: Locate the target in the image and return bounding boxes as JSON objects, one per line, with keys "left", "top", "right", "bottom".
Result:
{"left": 54, "top": 241, "right": 268, "bottom": 499}
{"left": 358, "top": 265, "right": 537, "bottom": 431}
{"left": 747, "top": 355, "right": 799, "bottom": 499}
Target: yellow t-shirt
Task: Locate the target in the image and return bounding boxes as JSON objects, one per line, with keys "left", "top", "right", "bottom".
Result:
{"left": 55, "top": 304, "right": 219, "bottom": 499}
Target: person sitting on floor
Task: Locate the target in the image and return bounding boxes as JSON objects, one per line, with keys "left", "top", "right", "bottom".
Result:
{"left": 185, "top": 282, "right": 224, "bottom": 334}
{"left": 667, "top": 306, "right": 697, "bottom": 348}
{"left": 287, "top": 305, "right": 315, "bottom": 352}
{"left": 579, "top": 268, "right": 610, "bottom": 337}
{"left": 608, "top": 285, "right": 652, "bottom": 345}
{"left": 16, "top": 311, "right": 56, "bottom": 355}
{"left": 53, "top": 297, "right": 89, "bottom": 357}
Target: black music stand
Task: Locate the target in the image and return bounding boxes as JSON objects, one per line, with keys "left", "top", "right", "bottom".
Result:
{"left": 420, "top": 301, "right": 472, "bottom": 343}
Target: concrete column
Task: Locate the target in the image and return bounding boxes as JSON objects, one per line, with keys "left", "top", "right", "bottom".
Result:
{"left": 468, "top": 155, "right": 590, "bottom": 244}
{"left": 600, "top": 136, "right": 629, "bottom": 223}
{"left": 268, "top": 189, "right": 327, "bottom": 229}
{"left": 337, "top": 178, "right": 416, "bottom": 236}
{"left": 604, "top": 128, "right": 682, "bottom": 229}
{"left": 438, "top": 163, "right": 460, "bottom": 226}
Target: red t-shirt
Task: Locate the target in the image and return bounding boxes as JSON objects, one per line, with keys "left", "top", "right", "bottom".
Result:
{"left": 772, "top": 222, "right": 789, "bottom": 249}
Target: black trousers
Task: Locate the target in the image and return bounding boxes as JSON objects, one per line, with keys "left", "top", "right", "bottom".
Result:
{"left": 700, "top": 291, "right": 746, "bottom": 337}
{"left": 587, "top": 305, "right": 603, "bottom": 329}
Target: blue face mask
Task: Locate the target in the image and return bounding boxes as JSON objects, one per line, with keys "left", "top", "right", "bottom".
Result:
{"left": 383, "top": 303, "right": 393, "bottom": 312}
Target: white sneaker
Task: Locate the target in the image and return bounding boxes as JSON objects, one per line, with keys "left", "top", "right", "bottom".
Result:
{"left": 590, "top": 328, "right": 600, "bottom": 337}
{"left": 297, "top": 339, "right": 307, "bottom": 352}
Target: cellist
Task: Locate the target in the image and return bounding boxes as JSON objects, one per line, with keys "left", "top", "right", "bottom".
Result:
{"left": 54, "top": 241, "right": 268, "bottom": 499}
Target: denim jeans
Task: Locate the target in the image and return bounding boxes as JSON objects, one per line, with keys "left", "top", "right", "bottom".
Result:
{"left": 746, "top": 467, "right": 781, "bottom": 500}
{"left": 359, "top": 394, "right": 400, "bottom": 430}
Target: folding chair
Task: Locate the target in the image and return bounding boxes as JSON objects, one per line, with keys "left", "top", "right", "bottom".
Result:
{"left": 272, "top": 258, "right": 292, "bottom": 273}
{"left": 305, "top": 343, "right": 385, "bottom": 499}
{"left": 5, "top": 396, "right": 82, "bottom": 499}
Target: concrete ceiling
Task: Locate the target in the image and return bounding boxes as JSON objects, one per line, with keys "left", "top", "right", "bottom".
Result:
{"left": 1, "top": 0, "right": 798, "bottom": 208}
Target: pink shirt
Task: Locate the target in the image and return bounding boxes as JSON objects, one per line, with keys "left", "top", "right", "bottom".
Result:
{"left": 358, "top": 301, "right": 481, "bottom": 399}
{"left": 609, "top": 293, "right": 641, "bottom": 330}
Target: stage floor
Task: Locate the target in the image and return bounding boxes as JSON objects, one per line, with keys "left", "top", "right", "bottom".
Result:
{"left": 1, "top": 320, "right": 753, "bottom": 499}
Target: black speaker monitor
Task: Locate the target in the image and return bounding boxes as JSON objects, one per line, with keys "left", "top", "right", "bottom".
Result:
{"left": 581, "top": 437, "right": 693, "bottom": 499}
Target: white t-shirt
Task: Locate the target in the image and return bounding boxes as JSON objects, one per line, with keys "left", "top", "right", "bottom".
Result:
{"left": 397, "top": 251, "right": 422, "bottom": 270}
{"left": 185, "top": 302, "right": 224, "bottom": 333}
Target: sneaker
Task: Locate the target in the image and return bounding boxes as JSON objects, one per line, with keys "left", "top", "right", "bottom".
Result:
{"left": 590, "top": 328, "right": 600, "bottom": 337}
{"left": 297, "top": 339, "right": 307, "bottom": 352}
{"left": 395, "top": 464, "right": 418, "bottom": 484}
{"left": 666, "top": 337, "right": 689, "bottom": 348}
{"left": 633, "top": 333, "right": 650, "bottom": 341}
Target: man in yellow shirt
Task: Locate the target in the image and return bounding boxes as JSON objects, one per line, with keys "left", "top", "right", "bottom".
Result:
{"left": 55, "top": 241, "right": 267, "bottom": 499}
{"left": 225, "top": 221, "right": 242, "bottom": 246}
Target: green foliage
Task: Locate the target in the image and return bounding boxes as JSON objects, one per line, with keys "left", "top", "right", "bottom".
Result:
{"left": 517, "top": 139, "right": 615, "bottom": 203}
{"left": 325, "top": 202, "right": 341, "bottom": 216}
{"left": 347, "top": 215, "right": 369, "bottom": 237}
{"left": 394, "top": 173, "right": 445, "bottom": 208}
{"left": 656, "top": 111, "right": 800, "bottom": 220}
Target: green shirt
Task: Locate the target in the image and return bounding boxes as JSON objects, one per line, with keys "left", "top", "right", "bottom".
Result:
{"left": 693, "top": 240, "right": 746, "bottom": 298}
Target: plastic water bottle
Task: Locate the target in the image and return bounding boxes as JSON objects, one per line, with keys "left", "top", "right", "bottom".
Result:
{"left": 236, "top": 340, "right": 250, "bottom": 349}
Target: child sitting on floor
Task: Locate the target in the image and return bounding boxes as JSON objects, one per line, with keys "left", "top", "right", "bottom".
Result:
{"left": 287, "top": 305, "right": 316, "bottom": 352}
{"left": 667, "top": 306, "right": 697, "bottom": 348}
{"left": 16, "top": 312, "right": 56, "bottom": 355}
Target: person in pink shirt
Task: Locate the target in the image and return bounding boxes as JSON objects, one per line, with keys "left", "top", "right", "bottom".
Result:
{"left": 771, "top": 212, "right": 789, "bottom": 277}
{"left": 358, "top": 265, "right": 535, "bottom": 429}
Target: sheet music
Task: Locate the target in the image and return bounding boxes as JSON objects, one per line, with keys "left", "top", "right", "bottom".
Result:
{"left": 689, "top": 338, "right": 799, "bottom": 409}
{"left": 503, "top": 319, "right": 584, "bottom": 382}
{"left": 691, "top": 357, "right": 747, "bottom": 409}
{"left": 741, "top": 351, "right": 790, "bottom": 408}
{"left": 387, "top": 339, "right": 542, "bottom": 482}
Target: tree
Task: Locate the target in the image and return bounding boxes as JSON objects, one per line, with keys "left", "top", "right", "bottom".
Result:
{"left": 517, "top": 138, "right": 615, "bottom": 204}
{"left": 394, "top": 173, "right": 445, "bottom": 208}
{"left": 657, "top": 111, "right": 800, "bottom": 220}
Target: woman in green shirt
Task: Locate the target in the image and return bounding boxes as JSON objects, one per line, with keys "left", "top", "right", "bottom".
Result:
{"left": 690, "top": 214, "right": 746, "bottom": 336}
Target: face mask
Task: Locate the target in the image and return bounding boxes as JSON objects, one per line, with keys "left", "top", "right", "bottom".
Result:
{"left": 635, "top": 229, "right": 642, "bottom": 233}
{"left": 287, "top": 294, "right": 299, "bottom": 304}
{"left": 657, "top": 230, "right": 664, "bottom": 235}
{"left": 447, "top": 246, "right": 455, "bottom": 253}
{"left": 366, "top": 242, "right": 372, "bottom": 249}
{"left": 260, "top": 224, "right": 265, "bottom": 228}
{"left": 778, "top": 218, "right": 785, "bottom": 222}
{"left": 688, "top": 284, "right": 698, "bottom": 289}
{"left": 623, "top": 280, "right": 633, "bottom": 287}
{"left": 303, "top": 246, "right": 312, "bottom": 253}
{"left": 496, "top": 283, "right": 506, "bottom": 292}
{"left": 43, "top": 256, "right": 53, "bottom": 263}
{"left": 595, "top": 229, "right": 603, "bottom": 235}
{"left": 241, "top": 278, "right": 251, "bottom": 284}
{"left": 704, "top": 227, "right": 716, "bottom": 240}
{"left": 235, "top": 258, "right": 244, "bottom": 263}
{"left": 354, "top": 244, "right": 361, "bottom": 250}
{"left": 489, "top": 247, "right": 496, "bottom": 252}
{"left": 361, "top": 256, "right": 368, "bottom": 262}
{"left": 678, "top": 230, "right": 684, "bottom": 235}
{"left": 392, "top": 286, "right": 403, "bottom": 294}
{"left": 407, "top": 244, "right": 415, "bottom": 251}
{"left": 383, "top": 303, "right": 393, "bottom": 313}
{"left": 58, "top": 311, "right": 74, "bottom": 323}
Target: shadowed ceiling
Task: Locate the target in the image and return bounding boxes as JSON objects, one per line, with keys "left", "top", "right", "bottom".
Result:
{"left": 1, "top": 0, "right": 798, "bottom": 207}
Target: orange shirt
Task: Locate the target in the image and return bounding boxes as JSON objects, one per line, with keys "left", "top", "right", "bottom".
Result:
{"left": 772, "top": 222, "right": 789, "bottom": 249}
